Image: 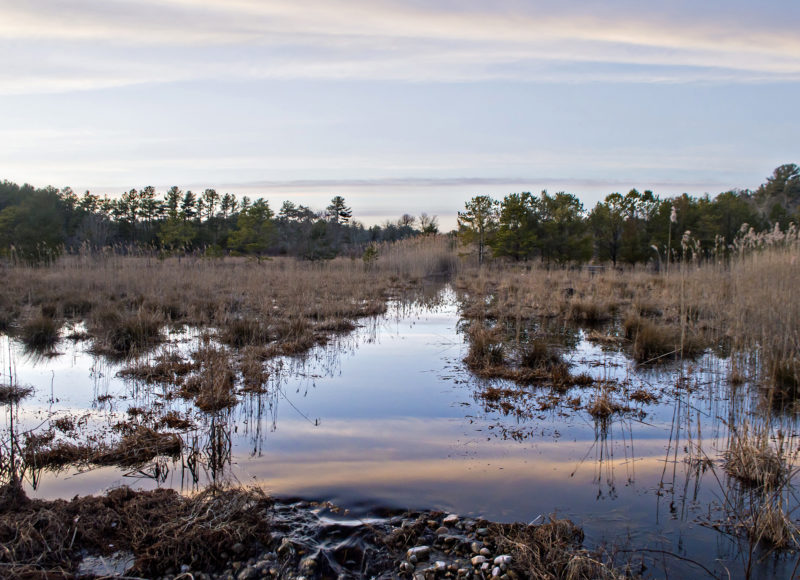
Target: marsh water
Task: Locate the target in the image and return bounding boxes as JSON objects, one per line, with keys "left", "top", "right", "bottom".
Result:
{"left": 2, "top": 286, "right": 799, "bottom": 579}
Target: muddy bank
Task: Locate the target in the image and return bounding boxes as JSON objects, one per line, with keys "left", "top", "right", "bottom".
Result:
{"left": 0, "top": 483, "right": 621, "bottom": 580}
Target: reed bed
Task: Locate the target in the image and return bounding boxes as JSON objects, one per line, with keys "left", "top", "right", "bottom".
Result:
{"left": 456, "top": 232, "right": 800, "bottom": 399}
{"left": 1, "top": 236, "right": 457, "bottom": 361}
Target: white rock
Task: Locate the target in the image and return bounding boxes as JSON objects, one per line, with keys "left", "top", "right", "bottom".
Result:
{"left": 471, "top": 555, "right": 487, "bottom": 566}
{"left": 407, "top": 546, "right": 431, "bottom": 562}
{"left": 492, "top": 566, "right": 501, "bottom": 576}
{"left": 494, "top": 555, "right": 512, "bottom": 566}
{"left": 443, "top": 514, "right": 459, "bottom": 525}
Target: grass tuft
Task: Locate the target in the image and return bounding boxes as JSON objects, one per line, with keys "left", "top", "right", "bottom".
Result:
{"left": 20, "top": 314, "right": 60, "bottom": 352}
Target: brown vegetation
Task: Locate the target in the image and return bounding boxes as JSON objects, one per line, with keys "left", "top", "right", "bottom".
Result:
{"left": 724, "top": 423, "right": 789, "bottom": 489}
{"left": 0, "top": 384, "right": 33, "bottom": 405}
{"left": 22, "top": 426, "right": 182, "bottom": 473}
{"left": 0, "top": 484, "right": 273, "bottom": 577}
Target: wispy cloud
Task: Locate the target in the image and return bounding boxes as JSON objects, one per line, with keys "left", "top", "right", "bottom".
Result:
{"left": 2, "top": 0, "right": 798, "bottom": 94}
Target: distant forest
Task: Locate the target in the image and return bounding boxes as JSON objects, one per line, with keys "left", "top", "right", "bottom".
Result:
{"left": 1, "top": 164, "right": 798, "bottom": 265}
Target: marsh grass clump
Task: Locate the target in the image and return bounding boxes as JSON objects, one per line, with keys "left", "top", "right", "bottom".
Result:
{"left": 724, "top": 425, "right": 789, "bottom": 489}
{"left": 118, "top": 352, "right": 197, "bottom": 386}
{"left": 181, "top": 347, "right": 238, "bottom": 412}
{"left": 0, "top": 383, "right": 33, "bottom": 405}
{"left": 23, "top": 425, "right": 182, "bottom": 472}
{"left": 159, "top": 411, "right": 194, "bottom": 431}
{"left": 567, "top": 299, "right": 613, "bottom": 325}
{"left": 240, "top": 347, "right": 269, "bottom": 393}
{"left": 746, "top": 498, "right": 800, "bottom": 549}
{"left": 93, "top": 309, "right": 162, "bottom": 355}
{"left": 20, "top": 314, "right": 60, "bottom": 352}
{"left": 519, "top": 339, "right": 562, "bottom": 370}
{"left": 93, "top": 426, "right": 182, "bottom": 467}
{"left": 219, "top": 317, "right": 272, "bottom": 348}
{"left": 624, "top": 313, "right": 704, "bottom": 363}
{"left": 464, "top": 323, "right": 505, "bottom": 371}
{"left": 587, "top": 388, "right": 627, "bottom": 419}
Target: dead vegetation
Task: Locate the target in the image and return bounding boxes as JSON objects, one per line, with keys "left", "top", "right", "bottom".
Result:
{"left": 0, "top": 384, "right": 33, "bottom": 405}
{"left": 724, "top": 423, "right": 790, "bottom": 489}
{"left": 484, "top": 516, "right": 624, "bottom": 579}
{"left": 19, "top": 313, "right": 60, "bottom": 352}
{"left": 22, "top": 425, "right": 182, "bottom": 473}
{"left": 1, "top": 237, "right": 456, "bottom": 365}
{"left": 0, "top": 484, "right": 273, "bottom": 577}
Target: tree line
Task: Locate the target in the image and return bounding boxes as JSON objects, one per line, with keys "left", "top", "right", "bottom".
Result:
{"left": 1, "top": 163, "right": 798, "bottom": 265}
{"left": 458, "top": 163, "right": 800, "bottom": 266}
{"left": 0, "top": 183, "right": 439, "bottom": 263}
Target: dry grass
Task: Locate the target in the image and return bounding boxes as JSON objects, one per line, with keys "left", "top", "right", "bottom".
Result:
{"left": 118, "top": 351, "right": 197, "bottom": 385}
{"left": 0, "top": 484, "right": 273, "bottom": 577}
{"left": 23, "top": 426, "right": 182, "bottom": 472}
{"left": 1, "top": 236, "right": 456, "bottom": 365}
{"left": 19, "top": 313, "right": 60, "bottom": 352}
{"left": 91, "top": 308, "right": 162, "bottom": 355}
{"left": 484, "top": 516, "right": 623, "bottom": 580}
{"left": 586, "top": 389, "right": 628, "bottom": 419}
{"left": 745, "top": 498, "right": 800, "bottom": 549}
{"left": 0, "top": 384, "right": 33, "bottom": 405}
{"left": 724, "top": 423, "right": 789, "bottom": 489}
{"left": 179, "top": 347, "right": 238, "bottom": 413}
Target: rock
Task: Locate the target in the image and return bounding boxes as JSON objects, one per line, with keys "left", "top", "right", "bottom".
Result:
{"left": 399, "top": 561, "right": 415, "bottom": 573}
{"left": 443, "top": 514, "right": 459, "bottom": 525}
{"left": 480, "top": 547, "right": 491, "bottom": 557}
{"left": 470, "top": 555, "right": 486, "bottom": 566}
{"left": 481, "top": 562, "right": 490, "bottom": 571}
{"left": 237, "top": 566, "right": 259, "bottom": 580}
{"left": 457, "top": 568, "right": 470, "bottom": 577}
{"left": 492, "top": 566, "right": 501, "bottom": 577}
{"left": 435, "top": 526, "right": 449, "bottom": 535}
{"left": 434, "top": 561, "right": 447, "bottom": 571}
{"left": 477, "top": 528, "right": 489, "bottom": 537}
{"left": 494, "top": 555, "right": 512, "bottom": 566}
{"left": 470, "top": 542, "right": 483, "bottom": 554}
{"left": 407, "top": 545, "right": 431, "bottom": 563}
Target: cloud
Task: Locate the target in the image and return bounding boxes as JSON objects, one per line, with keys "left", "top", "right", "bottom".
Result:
{"left": 1, "top": 0, "right": 799, "bottom": 94}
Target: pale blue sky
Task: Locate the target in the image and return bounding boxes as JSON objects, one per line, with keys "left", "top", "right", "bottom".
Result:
{"left": 1, "top": 0, "right": 798, "bottom": 228}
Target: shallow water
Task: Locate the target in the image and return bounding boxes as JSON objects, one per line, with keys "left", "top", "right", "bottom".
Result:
{"left": 2, "top": 288, "right": 799, "bottom": 579}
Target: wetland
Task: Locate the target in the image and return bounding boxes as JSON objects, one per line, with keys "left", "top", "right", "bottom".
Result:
{"left": 2, "top": 239, "right": 800, "bottom": 579}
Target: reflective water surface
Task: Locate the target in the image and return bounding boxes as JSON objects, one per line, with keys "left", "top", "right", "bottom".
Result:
{"left": 2, "top": 287, "right": 799, "bottom": 579}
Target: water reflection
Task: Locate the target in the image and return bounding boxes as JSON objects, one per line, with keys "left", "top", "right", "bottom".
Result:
{"left": 2, "top": 286, "right": 800, "bottom": 578}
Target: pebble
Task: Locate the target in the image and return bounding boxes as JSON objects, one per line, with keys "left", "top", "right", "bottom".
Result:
{"left": 443, "top": 514, "right": 459, "bottom": 525}
{"left": 471, "top": 555, "right": 486, "bottom": 566}
{"left": 494, "top": 555, "right": 512, "bottom": 566}
{"left": 492, "top": 566, "right": 501, "bottom": 577}
{"left": 407, "top": 545, "right": 431, "bottom": 563}
{"left": 434, "top": 561, "right": 447, "bottom": 571}
{"left": 476, "top": 528, "right": 489, "bottom": 537}
{"left": 435, "top": 526, "right": 449, "bottom": 535}
{"left": 470, "top": 542, "right": 483, "bottom": 554}
{"left": 479, "top": 547, "right": 491, "bottom": 557}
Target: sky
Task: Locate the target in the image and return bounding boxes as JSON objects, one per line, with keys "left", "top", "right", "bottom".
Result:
{"left": 2, "top": 0, "right": 799, "bottom": 229}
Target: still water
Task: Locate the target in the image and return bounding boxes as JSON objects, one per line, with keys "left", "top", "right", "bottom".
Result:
{"left": 2, "top": 287, "right": 798, "bottom": 578}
